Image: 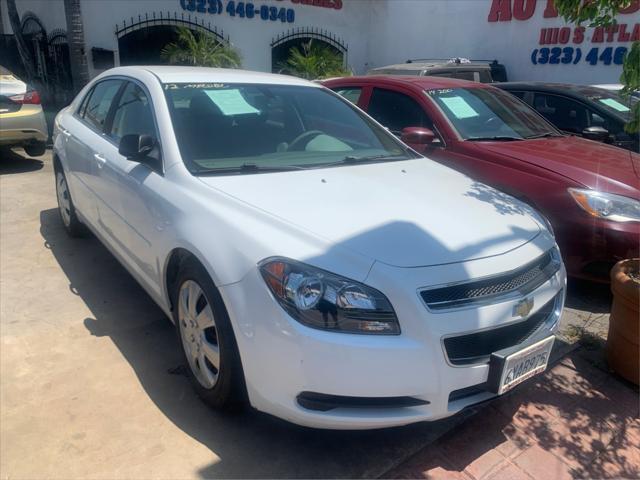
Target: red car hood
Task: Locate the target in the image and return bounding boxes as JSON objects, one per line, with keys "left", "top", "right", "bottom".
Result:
{"left": 478, "top": 136, "right": 640, "bottom": 195}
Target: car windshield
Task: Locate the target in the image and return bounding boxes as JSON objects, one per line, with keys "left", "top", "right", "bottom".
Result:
{"left": 585, "top": 90, "right": 633, "bottom": 119}
{"left": 164, "top": 83, "right": 410, "bottom": 174}
{"left": 426, "top": 87, "right": 559, "bottom": 140}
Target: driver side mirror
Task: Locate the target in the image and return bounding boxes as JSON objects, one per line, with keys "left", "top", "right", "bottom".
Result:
{"left": 401, "top": 127, "right": 436, "bottom": 154}
{"left": 582, "top": 126, "right": 609, "bottom": 143}
{"left": 119, "top": 134, "right": 155, "bottom": 160}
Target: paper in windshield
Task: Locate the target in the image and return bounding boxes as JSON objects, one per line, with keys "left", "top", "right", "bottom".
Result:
{"left": 440, "top": 96, "right": 479, "bottom": 119}
{"left": 204, "top": 89, "right": 260, "bottom": 115}
{"left": 598, "top": 98, "right": 630, "bottom": 112}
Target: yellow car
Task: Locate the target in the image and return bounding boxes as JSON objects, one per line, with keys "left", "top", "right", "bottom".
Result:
{"left": 0, "top": 66, "right": 48, "bottom": 156}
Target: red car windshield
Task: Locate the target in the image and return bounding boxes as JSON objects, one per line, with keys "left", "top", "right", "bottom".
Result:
{"left": 427, "top": 87, "right": 560, "bottom": 140}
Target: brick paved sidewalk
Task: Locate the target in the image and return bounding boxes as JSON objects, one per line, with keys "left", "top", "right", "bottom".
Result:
{"left": 385, "top": 347, "right": 639, "bottom": 480}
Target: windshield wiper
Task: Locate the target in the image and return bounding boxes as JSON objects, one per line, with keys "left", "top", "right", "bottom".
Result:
{"left": 311, "top": 154, "right": 411, "bottom": 169}
{"left": 197, "top": 163, "right": 308, "bottom": 175}
{"left": 524, "top": 132, "right": 562, "bottom": 139}
{"left": 466, "top": 136, "right": 523, "bottom": 142}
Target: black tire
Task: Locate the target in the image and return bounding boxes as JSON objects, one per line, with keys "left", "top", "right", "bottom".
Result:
{"left": 172, "top": 258, "right": 247, "bottom": 410}
{"left": 24, "top": 141, "right": 46, "bottom": 157}
{"left": 54, "top": 168, "right": 87, "bottom": 237}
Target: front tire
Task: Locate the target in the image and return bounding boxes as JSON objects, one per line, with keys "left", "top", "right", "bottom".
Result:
{"left": 173, "top": 258, "right": 247, "bottom": 410}
{"left": 55, "top": 169, "right": 85, "bottom": 237}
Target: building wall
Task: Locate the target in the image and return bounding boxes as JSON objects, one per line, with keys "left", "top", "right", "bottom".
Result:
{"left": 1, "top": 0, "right": 638, "bottom": 84}
{"left": 368, "top": 0, "right": 639, "bottom": 84}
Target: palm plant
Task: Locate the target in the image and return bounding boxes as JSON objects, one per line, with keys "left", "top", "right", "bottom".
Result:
{"left": 281, "top": 40, "right": 351, "bottom": 80}
{"left": 161, "top": 27, "right": 241, "bottom": 68}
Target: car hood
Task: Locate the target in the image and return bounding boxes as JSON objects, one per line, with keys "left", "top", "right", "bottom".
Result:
{"left": 197, "top": 158, "right": 541, "bottom": 268}
{"left": 477, "top": 136, "right": 639, "bottom": 191}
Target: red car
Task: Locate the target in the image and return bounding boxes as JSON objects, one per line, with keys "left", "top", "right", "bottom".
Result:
{"left": 322, "top": 76, "right": 640, "bottom": 281}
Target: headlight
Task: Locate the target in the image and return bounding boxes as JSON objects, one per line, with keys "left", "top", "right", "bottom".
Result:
{"left": 259, "top": 258, "right": 400, "bottom": 335}
{"left": 568, "top": 189, "right": 640, "bottom": 223}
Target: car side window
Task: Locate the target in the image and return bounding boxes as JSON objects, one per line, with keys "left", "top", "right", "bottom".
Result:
{"left": 532, "top": 93, "right": 588, "bottom": 134}
{"left": 108, "top": 82, "right": 156, "bottom": 143}
{"left": 333, "top": 87, "right": 362, "bottom": 105}
{"left": 82, "top": 79, "right": 123, "bottom": 132}
{"left": 367, "top": 88, "right": 433, "bottom": 135}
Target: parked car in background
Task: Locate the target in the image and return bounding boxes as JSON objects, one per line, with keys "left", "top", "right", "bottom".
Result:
{"left": 0, "top": 66, "right": 48, "bottom": 156}
{"left": 367, "top": 58, "right": 507, "bottom": 83}
{"left": 324, "top": 75, "right": 640, "bottom": 282}
{"left": 497, "top": 82, "right": 639, "bottom": 153}
{"left": 53, "top": 66, "right": 564, "bottom": 429}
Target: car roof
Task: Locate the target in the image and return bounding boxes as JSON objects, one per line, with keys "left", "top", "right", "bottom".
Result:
{"left": 97, "top": 66, "right": 320, "bottom": 87}
{"left": 325, "top": 75, "right": 487, "bottom": 90}
{"left": 497, "top": 82, "right": 618, "bottom": 98}
{"left": 370, "top": 61, "right": 492, "bottom": 71}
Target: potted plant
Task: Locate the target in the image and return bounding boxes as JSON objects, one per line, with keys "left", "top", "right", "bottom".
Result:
{"left": 608, "top": 259, "right": 640, "bottom": 385}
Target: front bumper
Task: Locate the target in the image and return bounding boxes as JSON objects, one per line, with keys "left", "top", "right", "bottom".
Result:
{"left": 0, "top": 105, "right": 48, "bottom": 146}
{"left": 554, "top": 214, "right": 640, "bottom": 281}
{"left": 221, "top": 236, "right": 566, "bottom": 429}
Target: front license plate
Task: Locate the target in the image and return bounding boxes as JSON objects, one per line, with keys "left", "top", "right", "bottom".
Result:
{"left": 496, "top": 336, "right": 555, "bottom": 395}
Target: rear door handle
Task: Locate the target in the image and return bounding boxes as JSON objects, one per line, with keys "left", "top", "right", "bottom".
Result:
{"left": 94, "top": 153, "right": 107, "bottom": 168}
{"left": 61, "top": 129, "right": 72, "bottom": 138}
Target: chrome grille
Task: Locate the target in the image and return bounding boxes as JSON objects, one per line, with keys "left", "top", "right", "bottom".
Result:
{"left": 420, "top": 250, "right": 560, "bottom": 311}
{"left": 443, "top": 294, "right": 558, "bottom": 365}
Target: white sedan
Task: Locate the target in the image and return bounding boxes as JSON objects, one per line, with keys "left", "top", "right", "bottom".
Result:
{"left": 53, "top": 66, "right": 566, "bottom": 429}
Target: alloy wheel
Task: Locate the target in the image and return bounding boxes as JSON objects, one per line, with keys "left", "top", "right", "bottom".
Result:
{"left": 56, "top": 172, "right": 71, "bottom": 227}
{"left": 178, "top": 280, "right": 220, "bottom": 389}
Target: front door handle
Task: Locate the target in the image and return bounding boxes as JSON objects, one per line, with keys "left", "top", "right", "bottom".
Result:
{"left": 61, "top": 129, "right": 72, "bottom": 138}
{"left": 94, "top": 153, "right": 107, "bottom": 169}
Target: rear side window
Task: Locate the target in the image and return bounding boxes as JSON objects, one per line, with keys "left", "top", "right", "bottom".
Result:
{"left": 82, "top": 79, "right": 123, "bottom": 132}
{"left": 367, "top": 88, "right": 432, "bottom": 135}
{"left": 333, "top": 87, "right": 362, "bottom": 105}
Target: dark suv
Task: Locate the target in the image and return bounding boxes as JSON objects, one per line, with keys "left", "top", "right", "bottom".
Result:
{"left": 367, "top": 58, "right": 507, "bottom": 83}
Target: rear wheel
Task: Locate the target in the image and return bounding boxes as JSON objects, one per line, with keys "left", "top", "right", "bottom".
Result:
{"left": 24, "top": 141, "right": 46, "bottom": 157}
{"left": 173, "top": 259, "right": 247, "bottom": 410}
{"left": 55, "top": 169, "right": 86, "bottom": 237}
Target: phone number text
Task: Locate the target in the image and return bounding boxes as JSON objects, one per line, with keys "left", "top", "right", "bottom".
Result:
{"left": 531, "top": 46, "right": 628, "bottom": 66}
{"left": 180, "top": 0, "right": 295, "bottom": 22}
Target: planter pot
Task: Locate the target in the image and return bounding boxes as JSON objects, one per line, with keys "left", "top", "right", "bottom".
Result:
{"left": 608, "top": 259, "right": 640, "bottom": 385}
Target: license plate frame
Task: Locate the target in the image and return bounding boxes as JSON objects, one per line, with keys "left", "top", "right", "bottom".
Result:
{"left": 488, "top": 336, "right": 555, "bottom": 395}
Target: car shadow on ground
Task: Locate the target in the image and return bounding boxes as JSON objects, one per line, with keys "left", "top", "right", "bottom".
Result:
{"left": 0, "top": 147, "right": 45, "bottom": 175}
{"left": 39, "top": 207, "right": 480, "bottom": 479}
{"left": 390, "top": 346, "right": 639, "bottom": 478}
{"left": 38, "top": 203, "right": 615, "bottom": 479}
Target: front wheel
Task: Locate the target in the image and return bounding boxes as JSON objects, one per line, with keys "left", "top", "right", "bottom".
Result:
{"left": 173, "top": 259, "right": 247, "bottom": 410}
{"left": 55, "top": 169, "right": 86, "bottom": 237}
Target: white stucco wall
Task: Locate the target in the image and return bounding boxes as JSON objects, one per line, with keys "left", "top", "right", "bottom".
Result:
{"left": 368, "top": 0, "right": 639, "bottom": 84}
{"left": 2, "top": 0, "right": 638, "bottom": 84}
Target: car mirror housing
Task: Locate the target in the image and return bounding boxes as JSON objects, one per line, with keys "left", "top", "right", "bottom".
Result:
{"left": 119, "top": 134, "right": 155, "bottom": 160}
{"left": 401, "top": 127, "right": 436, "bottom": 153}
{"left": 582, "top": 126, "right": 609, "bottom": 143}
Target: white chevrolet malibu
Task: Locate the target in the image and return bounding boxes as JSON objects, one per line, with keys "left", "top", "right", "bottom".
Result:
{"left": 53, "top": 66, "right": 566, "bottom": 429}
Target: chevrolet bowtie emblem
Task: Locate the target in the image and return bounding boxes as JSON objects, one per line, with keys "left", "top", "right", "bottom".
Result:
{"left": 513, "top": 297, "right": 534, "bottom": 318}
